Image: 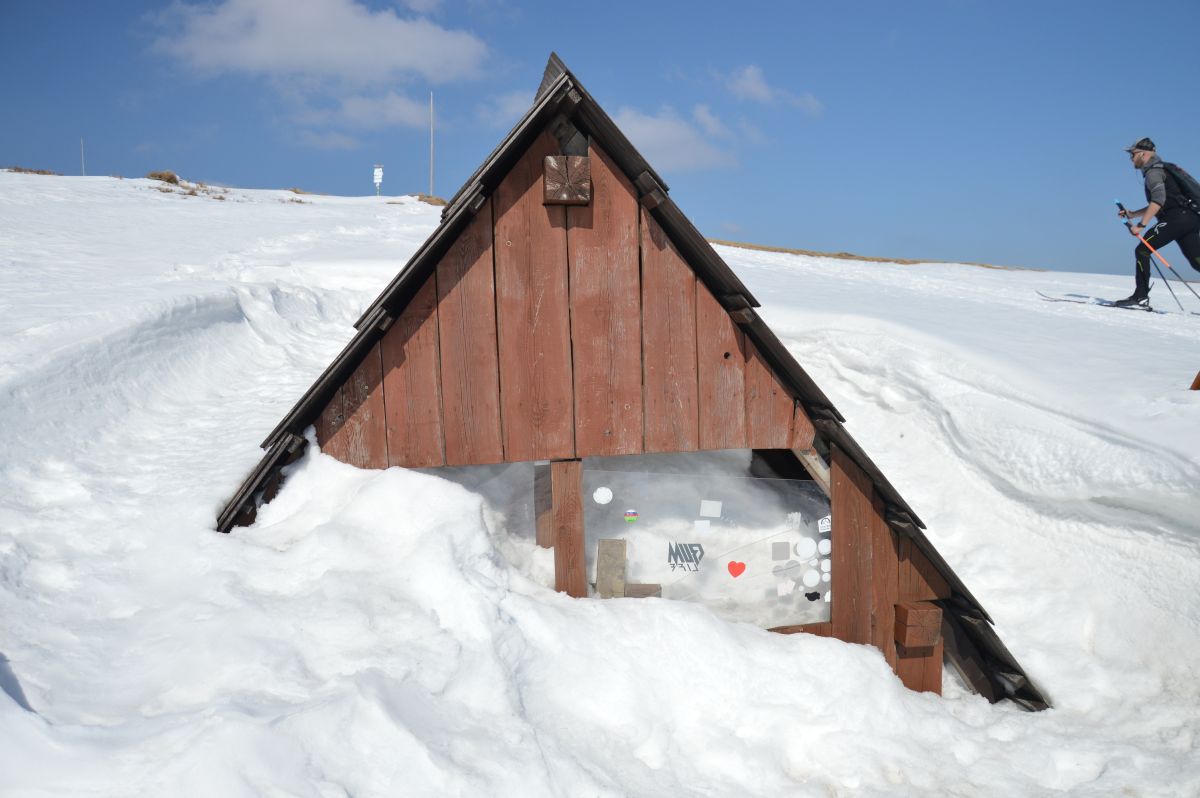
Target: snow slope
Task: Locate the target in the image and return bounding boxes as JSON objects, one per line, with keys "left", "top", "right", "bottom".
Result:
{"left": 2, "top": 172, "right": 1198, "bottom": 797}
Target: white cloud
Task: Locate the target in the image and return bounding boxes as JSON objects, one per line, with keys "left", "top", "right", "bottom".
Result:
{"left": 692, "top": 104, "right": 730, "bottom": 139}
{"left": 612, "top": 106, "right": 734, "bottom": 172}
{"left": 157, "top": 0, "right": 486, "bottom": 85}
{"left": 477, "top": 90, "right": 532, "bottom": 128}
{"left": 340, "top": 92, "right": 429, "bottom": 129}
{"left": 724, "top": 65, "right": 823, "bottom": 115}
{"left": 295, "top": 130, "right": 360, "bottom": 150}
{"left": 398, "top": 0, "right": 442, "bottom": 12}
{"left": 727, "top": 65, "right": 775, "bottom": 103}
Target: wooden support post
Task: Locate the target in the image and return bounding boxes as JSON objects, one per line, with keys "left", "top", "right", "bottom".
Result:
{"left": 550, "top": 459, "right": 587, "bottom": 598}
{"left": 894, "top": 601, "right": 943, "bottom": 648}
{"left": 1191, "top": 370, "right": 1200, "bottom": 391}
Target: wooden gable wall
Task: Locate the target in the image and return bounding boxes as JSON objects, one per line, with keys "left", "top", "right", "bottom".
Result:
{"left": 314, "top": 129, "right": 809, "bottom": 468}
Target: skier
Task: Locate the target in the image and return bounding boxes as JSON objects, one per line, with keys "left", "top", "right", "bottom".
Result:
{"left": 1114, "top": 138, "right": 1200, "bottom": 307}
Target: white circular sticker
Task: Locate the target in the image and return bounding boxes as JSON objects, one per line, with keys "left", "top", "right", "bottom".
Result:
{"left": 802, "top": 570, "right": 820, "bottom": 588}
{"left": 820, "top": 559, "right": 831, "bottom": 573}
{"left": 794, "top": 538, "right": 817, "bottom": 559}
{"left": 592, "top": 487, "right": 613, "bottom": 505}
{"left": 821, "top": 572, "right": 830, "bottom": 583}
{"left": 817, "top": 539, "right": 832, "bottom": 556}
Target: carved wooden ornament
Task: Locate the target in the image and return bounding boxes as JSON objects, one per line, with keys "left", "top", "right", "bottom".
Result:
{"left": 544, "top": 155, "right": 592, "bottom": 205}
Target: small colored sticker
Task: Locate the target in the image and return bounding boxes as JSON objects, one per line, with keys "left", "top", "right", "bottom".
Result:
{"left": 728, "top": 561, "right": 746, "bottom": 578}
{"left": 699, "top": 499, "right": 722, "bottom": 518}
{"left": 624, "top": 509, "right": 639, "bottom": 523}
{"left": 818, "top": 515, "right": 832, "bottom": 534}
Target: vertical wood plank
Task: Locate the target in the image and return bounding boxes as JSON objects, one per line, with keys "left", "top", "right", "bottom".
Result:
{"left": 896, "top": 644, "right": 926, "bottom": 692}
{"left": 436, "top": 198, "right": 504, "bottom": 465}
{"left": 870, "top": 493, "right": 900, "bottom": 670}
{"left": 494, "top": 129, "right": 575, "bottom": 462}
{"left": 791, "top": 402, "right": 816, "bottom": 451}
{"left": 830, "top": 446, "right": 874, "bottom": 645}
{"left": 923, "top": 638, "right": 945, "bottom": 694}
{"left": 898, "top": 638, "right": 944, "bottom": 694}
{"left": 898, "top": 536, "right": 952, "bottom": 601}
{"left": 316, "top": 387, "right": 348, "bottom": 462}
{"left": 338, "top": 344, "right": 388, "bottom": 469}
{"left": 744, "top": 338, "right": 796, "bottom": 449}
{"left": 640, "top": 208, "right": 699, "bottom": 453}
{"left": 696, "top": 284, "right": 746, "bottom": 450}
{"left": 381, "top": 274, "right": 445, "bottom": 468}
{"left": 552, "top": 459, "right": 587, "bottom": 597}
{"left": 567, "top": 141, "right": 643, "bottom": 457}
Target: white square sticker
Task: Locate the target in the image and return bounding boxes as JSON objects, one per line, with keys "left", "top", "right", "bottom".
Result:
{"left": 699, "top": 500, "right": 722, "bottom": 518}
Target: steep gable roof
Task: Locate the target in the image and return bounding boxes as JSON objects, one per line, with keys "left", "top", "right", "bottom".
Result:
{"left": 216, "top": 54, "right": 1048, "bottom": 711}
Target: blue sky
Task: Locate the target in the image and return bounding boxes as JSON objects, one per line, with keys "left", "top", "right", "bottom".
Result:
{"left": 3, "top": 0, "right": 1200, "bottom": 275}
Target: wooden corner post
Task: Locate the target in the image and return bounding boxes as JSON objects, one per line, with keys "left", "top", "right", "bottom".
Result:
{"left": 535, "top": 459, "right": 587, "bottom": 597}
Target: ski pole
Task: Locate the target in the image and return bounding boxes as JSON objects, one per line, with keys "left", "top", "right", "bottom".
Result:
{"left": 1116, "top": 201, "right": 1200, "bottom": 306}
{"left": 1116, "top": 201, "right": 1183, "bottom": 309}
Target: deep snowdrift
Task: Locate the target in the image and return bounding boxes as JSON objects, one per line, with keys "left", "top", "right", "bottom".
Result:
{"left": 2, "top": 172, "right": 1198, "bottom": 796}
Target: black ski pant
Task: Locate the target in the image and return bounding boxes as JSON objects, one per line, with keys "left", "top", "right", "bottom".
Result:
{"left": 1134, "top": 208, "right": 1200, "bottom": 295}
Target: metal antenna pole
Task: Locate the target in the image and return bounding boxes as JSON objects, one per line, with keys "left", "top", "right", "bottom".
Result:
{"left": 80, "top": 137, "right": 85, "bottom": 176}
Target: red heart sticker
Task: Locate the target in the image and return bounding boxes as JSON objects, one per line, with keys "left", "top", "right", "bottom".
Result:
{"left": 728, "top": 561, "right": 746, "bottom": 578}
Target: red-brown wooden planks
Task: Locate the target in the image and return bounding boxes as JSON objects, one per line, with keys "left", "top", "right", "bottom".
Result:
{"left": 894, "top": 601, "right": 943, "bottom": 648}
{"left": 696, "top": 283, "right": 747, "bottom": 450}
{"left": 640, "top": 208, "right": 699, "bottom": 453}
{"left": 552, "top": 459, "right": 587, "bottom": 597}
{"left": 897, "top": 637, "right": 944, "bottom": 694}
{"left": 381, "top": 274, "right": 445, "bottom": 468}
{"left": 340, "top": 342, "right": 389, "bottom": 469}
{"left": 567, "top": 142, "right": 643, "bottom": 457}
{"left": 870, "top": 493, "right": 900, "bottom": 670}
{"left": 744, "top": 339, "right": 795, "bottom": 449}
{"left": 436, "top": 198, "right": 504, "bottom": 466}
{"left": 898, "top": 536, "right": 952, "bottom": 601}
{"left": 830, "top": 446, "right": 875, "bottom": 645}
{"left": 1191, "top": 370, "right": 1200, "bottom": 391}
{"left": 493, "top": 129, "right": 575, "bottom": 461}
{"left": 791, "top": 402, "right": 816, "bottom": 451}
{"left": 316, "top": 388, "right": 347, "bottom": 462}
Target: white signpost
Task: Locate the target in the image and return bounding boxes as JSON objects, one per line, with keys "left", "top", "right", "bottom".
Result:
{"left": 373, "top": 164, "right": 383, "bottom": 196}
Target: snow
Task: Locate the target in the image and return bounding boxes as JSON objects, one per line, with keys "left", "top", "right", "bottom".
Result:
{"left": 2, "top": 171, "right": 1198, "bottom": 796}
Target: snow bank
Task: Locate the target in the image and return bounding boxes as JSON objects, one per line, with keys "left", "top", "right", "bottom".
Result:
{"left": 2, "top": 172, "right": 1198, "bottom": 796}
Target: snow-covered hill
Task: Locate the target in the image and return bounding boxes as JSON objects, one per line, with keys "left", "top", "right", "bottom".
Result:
{"left": 2, "top": 172, "right": 1198, "bottom": 796}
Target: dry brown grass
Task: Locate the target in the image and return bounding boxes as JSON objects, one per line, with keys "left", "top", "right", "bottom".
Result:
{"left": 288, "top": 187, "right": 313, "bottom": 195}
{"left": 413, "top": 193, "right": 447, "bottom": 206}
{"left": 4, "top": 166, "right": 61, "bottom": 176}
{"left": 146, "top": 170, "right": 180, "bottom": 185}
{"left": 707, "top": 238, "right": 1038, "bottom": 272}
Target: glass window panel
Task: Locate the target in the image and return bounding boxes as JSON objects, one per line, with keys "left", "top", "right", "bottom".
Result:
{"left": 583, "top": 450, "right": 831, "bottom": 627}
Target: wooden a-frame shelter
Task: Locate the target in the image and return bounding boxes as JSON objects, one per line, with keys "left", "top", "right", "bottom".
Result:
{"left": 216, "top": 54, "right": 1048, "bottom": 711}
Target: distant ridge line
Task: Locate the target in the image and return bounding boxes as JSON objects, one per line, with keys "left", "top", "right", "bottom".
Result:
{"left": 708, "top": 238, "right": 1040, "bottom": 272}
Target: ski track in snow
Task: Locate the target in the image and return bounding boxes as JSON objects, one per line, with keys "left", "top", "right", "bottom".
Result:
{"left": 1, "top": 173, "right": 1199, "bottom": 796}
